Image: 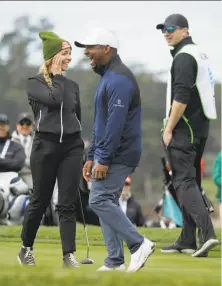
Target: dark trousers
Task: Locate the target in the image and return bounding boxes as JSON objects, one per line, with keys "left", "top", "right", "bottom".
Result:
{"left": 21, "top": 134, "right": 83, "bottom": 255}
{"left": 194, "top": 138, "right": 206, "bottom": 191}
{"left": 164, "top": 132, "right": 216, "bottom": 247}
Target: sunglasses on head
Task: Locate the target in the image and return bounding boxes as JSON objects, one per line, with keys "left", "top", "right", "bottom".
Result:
{"left": 162, "top": 25, "right": 183, "bottom": 34}
{"left": 19, "top": 120, "right": 32, "bottom": 126}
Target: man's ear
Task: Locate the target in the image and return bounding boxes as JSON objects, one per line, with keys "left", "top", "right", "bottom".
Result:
{"left": 104, "top": 45, "right": 111, "bottom": 55}
{"left": 182, "top": 28, "right": 189, "bottom": 37}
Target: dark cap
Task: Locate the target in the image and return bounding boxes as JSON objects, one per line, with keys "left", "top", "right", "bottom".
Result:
{"left": 0, "top": 113, "right": 9, "bottom": 124}
{"left": 156, "top": 14, "right": 189, "bottom": 30}
{"left": 17, "top": 113, "right": 33, "bottom": 124}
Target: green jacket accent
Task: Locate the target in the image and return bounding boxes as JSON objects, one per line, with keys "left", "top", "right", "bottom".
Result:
{"left": 212, "top": 151, "right": 222, "bottom": 202}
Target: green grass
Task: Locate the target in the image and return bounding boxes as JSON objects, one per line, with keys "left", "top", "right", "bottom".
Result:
{"left": 0, "top": 225, "right": 221, "bottom": 286}
{"left": 202, "top": 178, "right": 218, "bottom": 202}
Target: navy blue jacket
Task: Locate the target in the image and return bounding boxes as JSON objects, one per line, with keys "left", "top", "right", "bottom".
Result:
{"left": 87, "top": 55, "right": 142, "bottom": 167}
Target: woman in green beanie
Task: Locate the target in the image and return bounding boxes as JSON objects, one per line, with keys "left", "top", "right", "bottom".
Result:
{"left": 39, "top": 32, "right": 72, "bottom": 86}
{"left": 18, "top": 31, "right": 84, "bottom": 268}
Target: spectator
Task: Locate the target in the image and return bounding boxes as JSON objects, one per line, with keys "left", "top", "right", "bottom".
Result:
{"left": 0, "top": 113, "right": 25, "bottom": 173}
{"left": 0, "top": 113, "right": 28, "bottom": 225}
{"left": 11, "top": 113, "right": 34, "bottom": 189}
{"left": 119, "top": 176, "right": 145, "bottom": 227}
{"left": 212, "top": 151, "right": 222, "bottom": 220}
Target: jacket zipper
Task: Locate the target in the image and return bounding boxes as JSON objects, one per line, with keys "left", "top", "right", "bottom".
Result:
{"left": 0, "top": 139, "right": 11, "bottom": 159}
{"left": 60, "top": 103, "right": 64, "bottom": 143}
{"left": 75, "top": 113, "right": 82, "bottom": 131}
{"left": 37, "top": 110, "right": 42, "bottom": 131}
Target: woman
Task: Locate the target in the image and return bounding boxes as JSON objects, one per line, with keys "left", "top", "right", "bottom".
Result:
{"left": 17, "top": 32, "right": 84, "bottom": 268}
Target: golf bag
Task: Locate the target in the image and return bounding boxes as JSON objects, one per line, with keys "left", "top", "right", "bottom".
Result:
{"left": 159, "top": 157, "right": 183, "bottom": 227}
{"left": 161, "top": 156, "right": 214, "bottom": 214}
{"left": 0, "top": 172, "right": 31, "bottom": 225}
{"left": 144, "top": 158, "right": 182, "bottom": 228}
{"left": 161, "top": 157, "right": 180, "bottom": 205}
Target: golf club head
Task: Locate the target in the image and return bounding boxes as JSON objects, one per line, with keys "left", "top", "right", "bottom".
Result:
{"left": 80, "top": 258, "right": 94, "bottom": 264}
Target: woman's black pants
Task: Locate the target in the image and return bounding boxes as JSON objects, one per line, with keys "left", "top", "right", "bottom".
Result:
{"left": 21, "top": 134, "right": 84, "bottom": 255}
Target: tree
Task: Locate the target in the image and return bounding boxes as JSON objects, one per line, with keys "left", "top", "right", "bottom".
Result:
{"left": 0, "top": 17, "right": 220, "bottom": 206}
{"left": 0, "top": 15, "right": 54, "bottom": 124}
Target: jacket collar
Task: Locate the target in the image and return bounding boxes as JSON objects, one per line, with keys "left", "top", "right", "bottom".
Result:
{"left": 0, "top": 134, "right": 10, "bottom": 143}
{"left": 95, "top": 55, "right": 122, "bottom": 76}
{"left": 170, "top": 36, "right": 194, "bottom": 58}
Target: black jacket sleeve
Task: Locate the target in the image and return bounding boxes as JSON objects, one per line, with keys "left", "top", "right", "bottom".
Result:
{"left": 75, "top": 85, "right": 81, "bottom": 123}
{"left": 173, "top": 53, "right": 197, "bottom": 104}
{"left": 0, "top": 142, "right": 25, "bottom": 172}
{"left": 27, "top": 74, "right": 65, "bottom": 107}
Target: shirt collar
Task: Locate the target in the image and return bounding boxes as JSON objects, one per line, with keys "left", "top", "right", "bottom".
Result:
{"left": 170, "top": 36, "right": 194, "bottom": 58}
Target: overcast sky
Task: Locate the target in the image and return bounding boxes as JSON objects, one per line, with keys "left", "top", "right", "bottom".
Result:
{"left": 0, "top": 1, "right": 221, "bottom": 81}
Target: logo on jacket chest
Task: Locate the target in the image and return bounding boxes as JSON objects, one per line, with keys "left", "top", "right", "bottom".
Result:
{"left": 114, "top": 99, "right": 124, "bottom": 108}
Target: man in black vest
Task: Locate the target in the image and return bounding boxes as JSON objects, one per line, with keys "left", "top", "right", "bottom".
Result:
{"left": 156, "top": 14, "right": 219, "bottom": 257}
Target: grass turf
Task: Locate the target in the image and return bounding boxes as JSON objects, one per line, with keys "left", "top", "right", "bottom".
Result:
{"left": 0, "top": 225, "right": 221, "bottom": 286}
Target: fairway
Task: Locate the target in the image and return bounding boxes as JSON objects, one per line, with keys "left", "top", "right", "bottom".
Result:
{"left": 0, "top": 225, "right": 221, "bottom": 286}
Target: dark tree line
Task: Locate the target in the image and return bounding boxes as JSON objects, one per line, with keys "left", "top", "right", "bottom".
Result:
{"left": 0, "top": 16, "right": 221, "bottom": 205}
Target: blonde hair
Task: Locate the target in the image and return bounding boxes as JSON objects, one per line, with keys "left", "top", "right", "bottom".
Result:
{"left": 39, "top": 58, "right": 53, "bottom": 88}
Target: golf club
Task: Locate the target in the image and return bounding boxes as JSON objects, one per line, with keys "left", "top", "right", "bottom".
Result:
{"left": 146, "top": 193, "right": 164, "bottom": 222}
{"left": 78, "top": 189, "right": 94, "bottom": 264}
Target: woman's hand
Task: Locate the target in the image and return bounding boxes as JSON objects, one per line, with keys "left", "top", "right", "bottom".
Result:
{"left": 51, "top": 55, "right": 63, "bottom": 75}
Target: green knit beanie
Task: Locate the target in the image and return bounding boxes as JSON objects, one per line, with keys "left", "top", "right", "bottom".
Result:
{"left": 39, "top": 31, "right": 71, "bottom": 61}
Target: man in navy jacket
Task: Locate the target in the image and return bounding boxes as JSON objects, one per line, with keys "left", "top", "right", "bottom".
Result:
{"left": 75, "top": 28, "right": 155, "bottom": 273}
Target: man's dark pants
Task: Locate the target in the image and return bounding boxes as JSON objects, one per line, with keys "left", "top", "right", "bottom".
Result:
{"left": 164, "top": 132, "right": 216, "bottom": 247}
{"left": 194, "top": 138, "right": 207, "bottom": 191}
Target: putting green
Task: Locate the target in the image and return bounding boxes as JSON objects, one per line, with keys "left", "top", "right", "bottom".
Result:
{"left": 0, "top": 225, "right": 221, "bottom": 286}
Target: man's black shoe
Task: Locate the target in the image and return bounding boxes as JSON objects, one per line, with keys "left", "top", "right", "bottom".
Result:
{"left": 161, "top": 243, "right": 196, "bottom": 254}
{"left": 192, "top": 238, "right": 219, "bottom": 257}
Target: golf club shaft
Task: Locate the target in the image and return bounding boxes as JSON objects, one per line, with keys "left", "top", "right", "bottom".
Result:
{"left": 78, "top": 188, "right": 90, "bottom": 258}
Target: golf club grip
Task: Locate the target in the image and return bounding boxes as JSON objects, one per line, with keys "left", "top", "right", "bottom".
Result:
{"left": 161, "top": 157, "right": 171, "bottom": 183}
